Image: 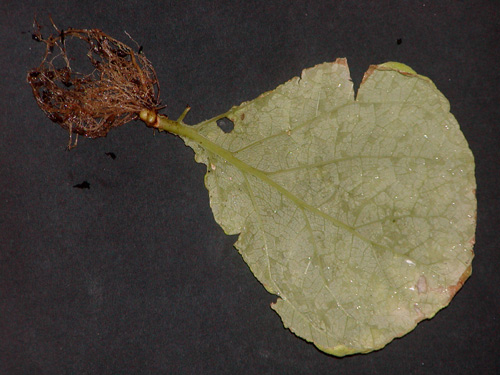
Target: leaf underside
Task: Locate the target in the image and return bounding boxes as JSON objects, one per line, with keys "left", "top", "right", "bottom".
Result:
{"left": 182, "top": 59, "right": 476, "bottom": 356}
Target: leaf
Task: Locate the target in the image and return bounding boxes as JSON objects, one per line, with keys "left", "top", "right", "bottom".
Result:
{"left": 180, "top": 59, "right": 476, "bottom": 356}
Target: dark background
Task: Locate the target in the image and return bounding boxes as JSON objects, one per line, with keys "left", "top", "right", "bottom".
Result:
{"left": 1, "top": 1, "right": 498, "bottom": 374}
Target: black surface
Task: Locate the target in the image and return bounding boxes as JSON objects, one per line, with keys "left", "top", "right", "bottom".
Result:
{"left": 1, "top": 1, "right": 499, "bottom": 374}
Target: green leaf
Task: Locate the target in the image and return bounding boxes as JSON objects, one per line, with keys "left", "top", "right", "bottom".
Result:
{"left": 180, "top": 59, "right": 476, "bottom": 355}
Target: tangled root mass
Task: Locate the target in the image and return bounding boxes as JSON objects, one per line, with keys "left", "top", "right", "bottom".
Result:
{"left": 27, "top": 20, "right": 161, "bottom": 148}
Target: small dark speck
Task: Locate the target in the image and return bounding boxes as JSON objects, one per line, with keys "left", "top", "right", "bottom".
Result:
{"left": 397, "top": 38, "right": 402, "bottom": 45}
{"left": 105, "top": 152, "right": 116, "bottom": 159}
{"left": 73, "top": 181, "right": 90, "bottom": 189}
{"left": 138, "top": 45, "right": 143, "bottom": 54}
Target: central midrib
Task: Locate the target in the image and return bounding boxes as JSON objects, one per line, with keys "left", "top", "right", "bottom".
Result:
{"left": 158, "top": 115, "right": 388, "bottom": 252}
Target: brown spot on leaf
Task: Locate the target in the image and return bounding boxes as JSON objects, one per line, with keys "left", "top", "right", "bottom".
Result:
{"left": 334, "top": 57, "right": 348, "bottom": 67}
{"left": 447, "top": 264, "right": 472, "bottom": 299}
{"left": 416, "top": 275, "right": 427, "bottom": 294}
{"left": 361, "top": 65, "right": 378, "bottom": 85}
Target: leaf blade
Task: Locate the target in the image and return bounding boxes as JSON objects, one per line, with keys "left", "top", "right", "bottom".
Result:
{"left": 181, "top": 60, "right": 476, "bottom": 355}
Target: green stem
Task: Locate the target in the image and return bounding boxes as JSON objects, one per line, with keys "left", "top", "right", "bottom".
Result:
{"left": 156, "top": 114, "right": 264, "bottom": 180}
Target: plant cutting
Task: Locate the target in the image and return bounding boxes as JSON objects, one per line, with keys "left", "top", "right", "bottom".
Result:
{"left": 27, "top": 22, "right": 476, "bottom": 356}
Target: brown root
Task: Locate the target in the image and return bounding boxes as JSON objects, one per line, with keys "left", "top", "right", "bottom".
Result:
{"left": 27, "top": 19, "right": 161, "bottom": 148}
